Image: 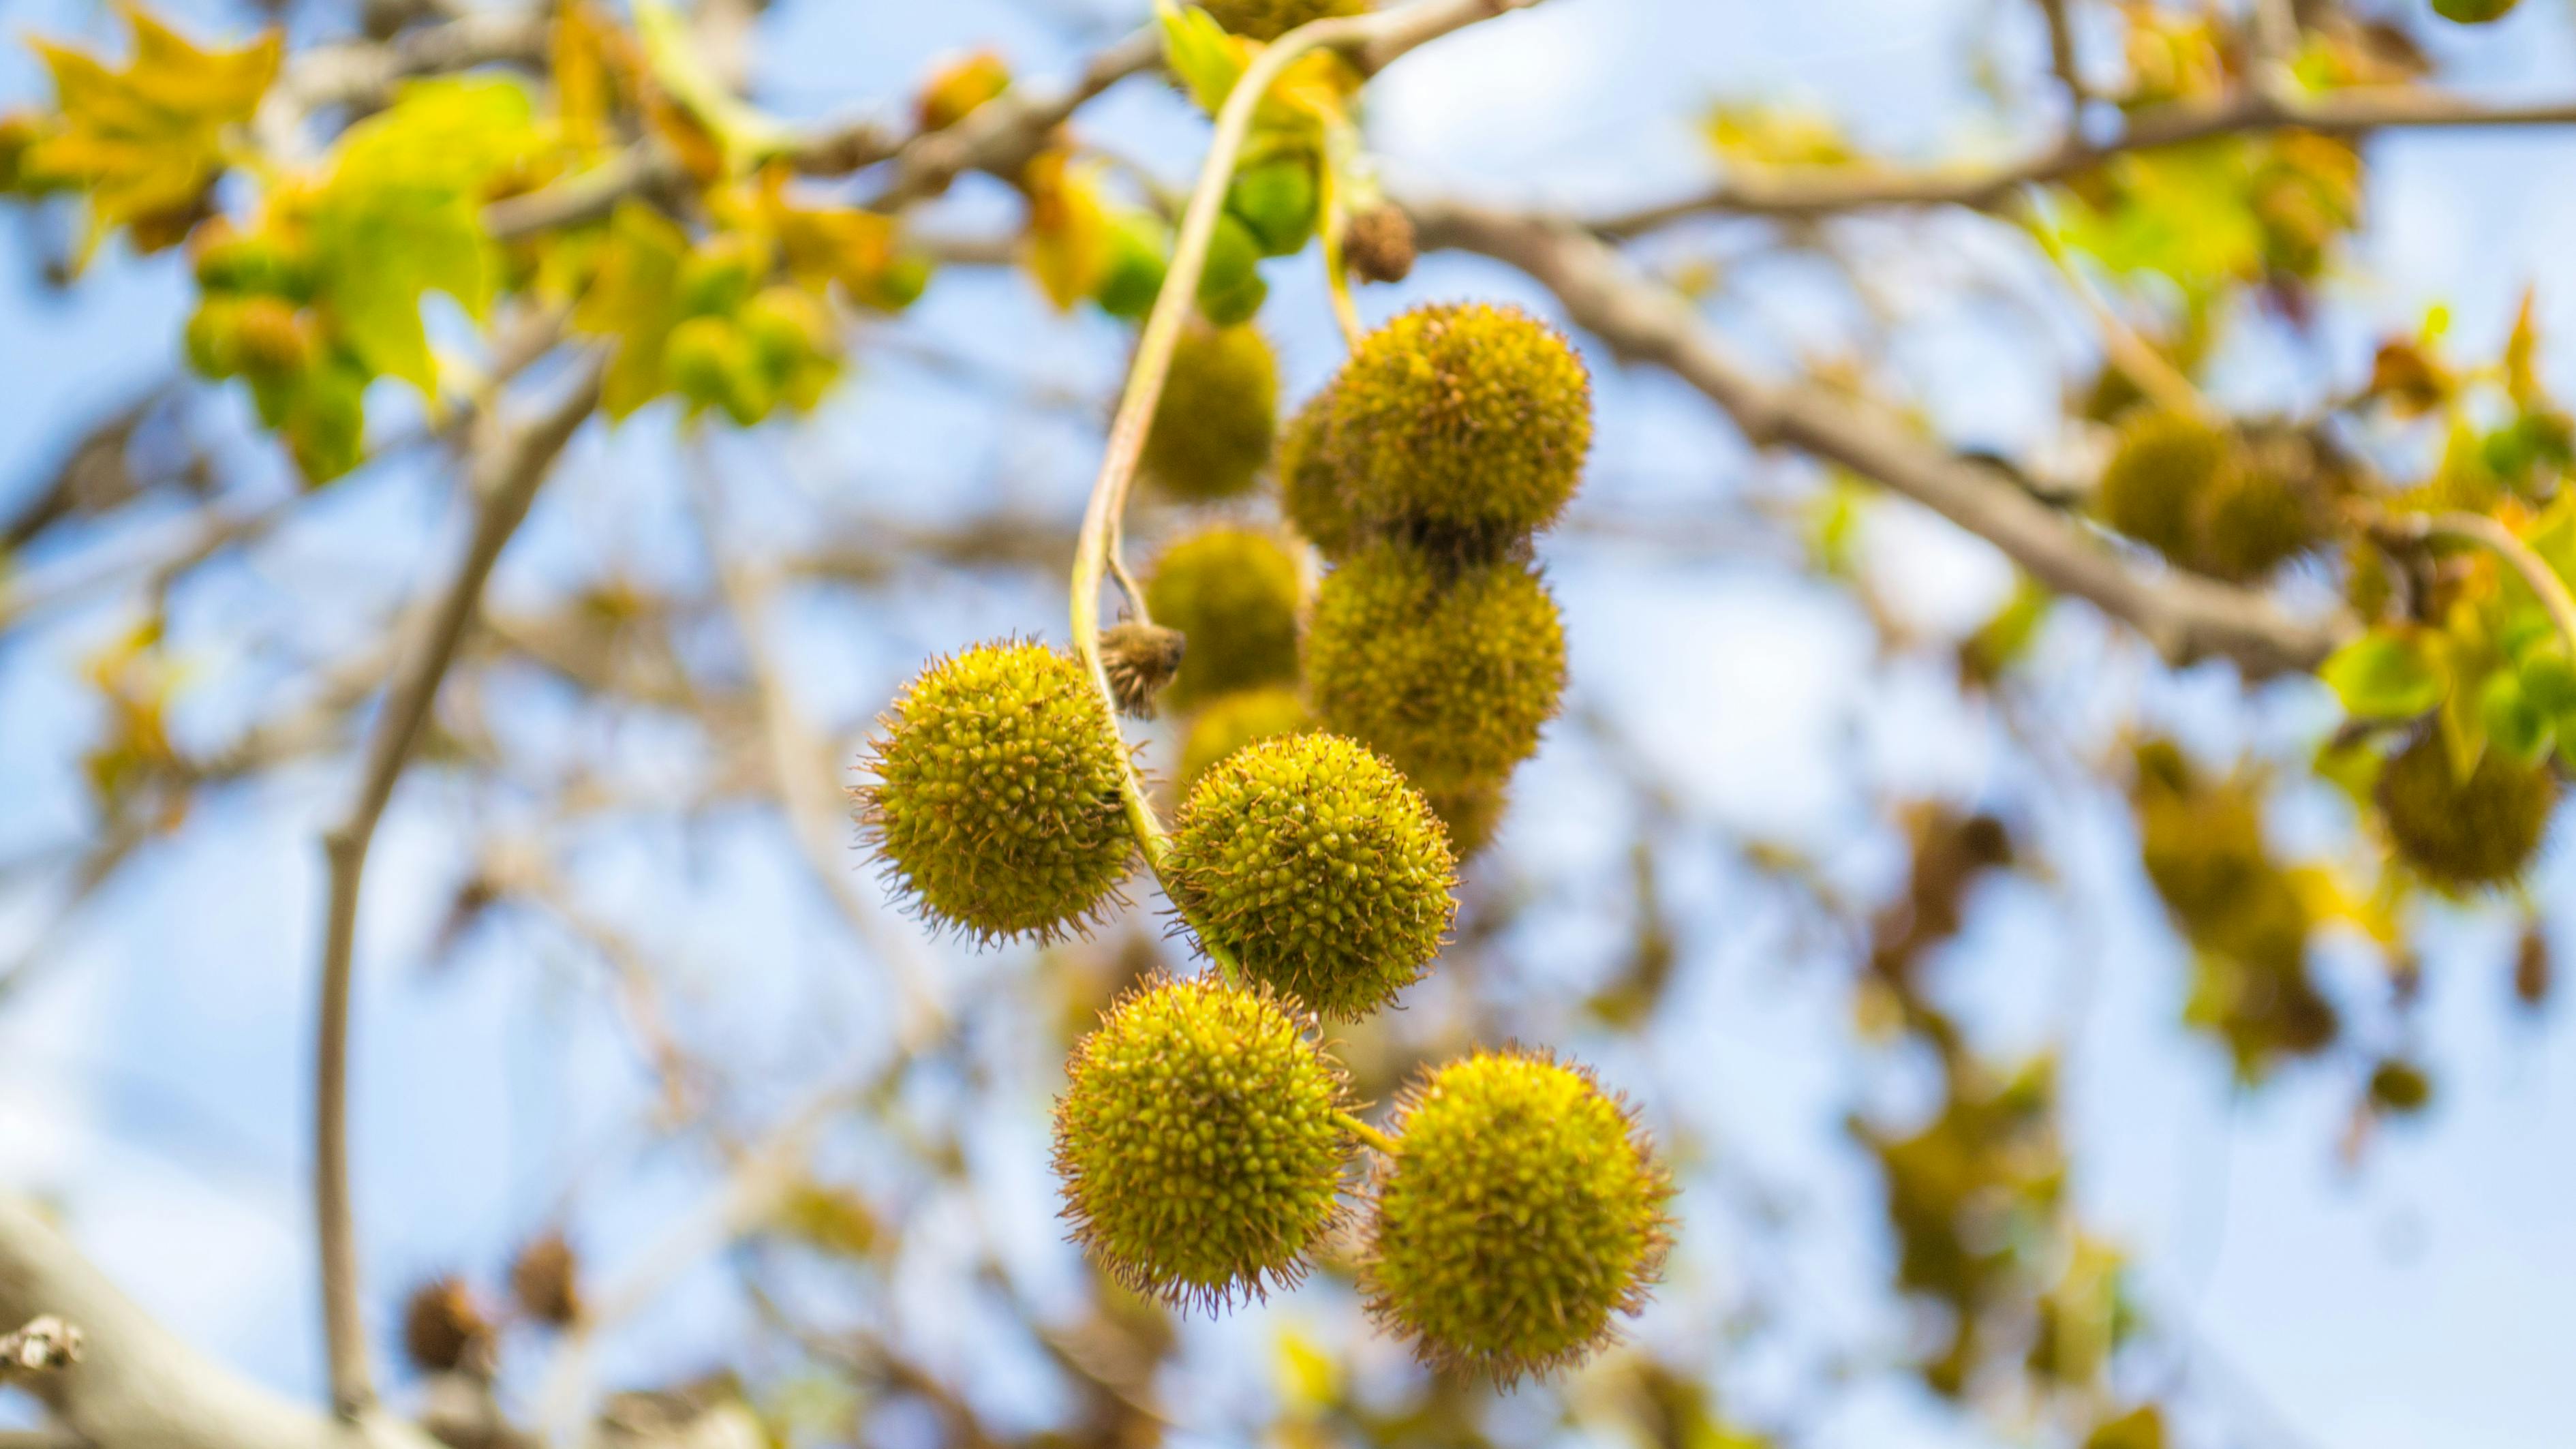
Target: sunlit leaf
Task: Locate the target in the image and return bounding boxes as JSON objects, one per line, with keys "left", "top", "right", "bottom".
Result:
{"left": 24, "top": 3, "right": 280, "bottom": 258}
{"left": 2318, "top": 629, "right": 2444, "bottom": 720}
{"left": 573, "top": 198, "right": 690, "bottom": 418}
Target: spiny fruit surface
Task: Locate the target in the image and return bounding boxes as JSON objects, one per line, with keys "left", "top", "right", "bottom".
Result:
{"left": 2096, "top": 407, "right": 2228, "bottom": 564}
{"left": 1325, "top": 301, "right": 1592, "bottom": 549}
{"left": 1144, "top": 527, "right": 1302, "bottom": 709}
{"left": 1202, "top": 0, "right": 1372, "bottom": 41}
{"left": 857, "top": 640, "right": 1133, "bottom": 943}
{"left": 1141, "top": 322, "right": 1280, "bottom": 500}
{"left": 1278, "top": 390, "right": 1360, "bottom": 558}
{"left": 2375, "top": 729, "right": 2559, "bottom": 891}
{"left": 1305, "top": 543, "right": 1567, "bottom": 795}
{"left": 1052, "top": 974, "right": 1351, "bottom": 1307}
{"left": 1179, "top": 685, "right": 1312, "bottom": 787}
{"left": 1363, "top": 1049, "right": 1672, "bottom": 1379}
{"left": 1169, "top": 733, "right": 1456, "bottom": 1018}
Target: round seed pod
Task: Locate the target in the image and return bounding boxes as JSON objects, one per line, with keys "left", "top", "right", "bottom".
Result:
{"left": 401, "top": 1277, "right": 494, "bottom": 1376}
{"left": 1278, "top": 389, "right": 1360, "bottom": 558}
{"left": 2432, "top": 0, "right": 2517, "bottom": 20}
{"left": 2376, "top": 728, "right": 2558, "bottom": 892}
{"left": 1203, "top": 0, "right": 1371, "bottom": 41}
{"left": 1178, "top": 685, "right": 1312, "bottom": 787}
{"left": 1053, "top": 973, "right": 1351, "bottom": 1308}
{"left": 1343, "top": 204, "right": 1417, "bottom": 285}
{"left": 1362, "top": 1049, "right": 1672, "bottom": 1380}
{"left": 1144, "top": 526, "right": 1301, "bottom": 709}
{"left": 2096, "top": 408, "right": 2227, "bottom": 564}
{"left": 1167, "top": 733, "right": 1456, "bottom": 1018}
{"left": 1141, "top": 322, "right": 1279, "bottom": 502}
{"left": 857, "top": 640, "right": 1134, "bottom": 943}
{"left": 1305, "top": 542, "right": 1566, "bottom": 795}
{"left": 508, "top": 1232, "right": 583, "bottom": 1328}
{"left": 1325, "top": 301, "right": 1592, "bottom": 550}
{"left": 2190, "top": 421, "right": 2335, "bottom": 583}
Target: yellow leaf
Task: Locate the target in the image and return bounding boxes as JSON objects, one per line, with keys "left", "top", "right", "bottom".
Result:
{"left": 24, "top": 3, "right": 279, "bottom": 258}
{"left": 1019, "top": 148, "right": 1107, "bottom": 311}
{"left": 572, "top": 199, "right": 690, "bottom": 418}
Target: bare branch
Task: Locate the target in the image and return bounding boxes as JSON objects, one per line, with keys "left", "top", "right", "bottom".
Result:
{"left": 1407, "top": 196, "right": 2352, "bottom": 676}
{"left": 311, "top": 362, "right": 602, "bottom": 1420}
{"left": 1592, "top": 85, "right": 2576, "bottom": 236}
{"left": 2035, "top": 0, "right": 2085, "bottom": 106}
{"left": 0, "top": 1195, "right": 442, "bottom": 1449}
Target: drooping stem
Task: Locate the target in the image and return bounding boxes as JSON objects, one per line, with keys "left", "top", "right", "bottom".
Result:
{"left": 2373, "top": 508, "right": 2576, "bottom": 660}
{"left": 1068, "top": 12, "right": 1383, "bottom": 983}
{"left": 1336, "top": 1110, "right": 1401, "bottom": 1157}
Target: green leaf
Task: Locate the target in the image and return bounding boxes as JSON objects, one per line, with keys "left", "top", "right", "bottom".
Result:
{"left": 1159, "top": 1, "right": 1248, "bottom": 117}
{"left": 2318, "top": 630, "right": 2444, "bottom": 720}
{"left": 2480, "top": 670, "right": 2554, "bottom": 766}
{"left": 309, "top": 78, "right": 542, "bottom": 396}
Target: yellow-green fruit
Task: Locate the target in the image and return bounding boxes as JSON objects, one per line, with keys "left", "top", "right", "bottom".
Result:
{"left": 1326, "top": 302, "right": 1592, "bottom": 549}
{"left": 1201, "top": 0, "right": 1371, "bottom": 41}
{"left": 666, "top": 315, "right": 772, "bottom": 425}
{"left": 2376, "top": 729, "right": 2558, "bottom": 891}
{"left": 1141, "top": 323, "right": 1278, "bottom": 502}
{"left": 1179, "top": 686, "right": 1311, "bottom": 787}
{"left": 1053, "top": 974, "right": 1351, "bottom": 1307}
{"left": 2192, "top": 457, "right": 2316, "bottom": 583}
{"left": 2096, "top": 408, "right": 2228, "bottom": 564}
{"left": 184, "top": 298, "right": 245, "bottom": 379}
{"left": 1306, "top": 543, "right": 1566, "bottom": 795}
{"left": 1363, "top": 1050, "right": 1672, "bottom": 1379}
{"left": 857, "top": 640, "right": 1134, "bottom": 943}
{"left": 1278, "top": 390, "right": 1360, "bottom": 558}
{"left": 741, "top": 286, "right": 839, "bottom": 411}
{"left": 232, "top": 296, "right": 313, "bottom": 377}
{"left": 1168, "top": 733, "right": 1456, "bottom": 1018}
{"left": 1144, "top": 527, "right": 1301, "bottom": 709}
{"left": 2432, "top": 0, "right": 2518, "bottom": 21}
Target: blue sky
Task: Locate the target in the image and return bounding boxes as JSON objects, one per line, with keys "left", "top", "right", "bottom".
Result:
{"left": 6, "top": 1, "right": 2576, "bottom": 1445}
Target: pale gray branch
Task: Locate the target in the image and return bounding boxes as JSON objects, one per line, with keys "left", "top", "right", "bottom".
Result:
{"left": 0, "top": 1196, "right": 441, "bottom": 1449}
{"left": 310, "top": 361, "right": 602, "bottom": 1419}
{"left": 1408, "top": 196, "right": 2351, "bottom": 676}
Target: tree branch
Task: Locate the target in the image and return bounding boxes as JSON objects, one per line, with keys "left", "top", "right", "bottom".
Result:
{"left": 1407, "top": 196, "right": 2351, "bottom": 676}
{"left": 310, "top": 361, "right": 601, "bottom": 1420}
{"left": 1591, "top": 85, "right": 2576, "bottom": 236}
{"left": 0, "top": 1195, "right": 442, "bottom": 1449}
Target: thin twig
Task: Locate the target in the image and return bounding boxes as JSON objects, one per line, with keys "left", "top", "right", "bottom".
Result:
{"left": 1591, "top": 86, "right": 2576, "bottom": 236}
{"left": 2370, "top": 508, "right": 2576, "bottom": 660}
{"left": 1335, "top": 1110, "right": 1401, "bottom": 1157}
{"left": 2034, "top": 0, "right": 2085, "bottom": 108}
{"left": 309, "top": 360, "right": 601, "bottom": 1419}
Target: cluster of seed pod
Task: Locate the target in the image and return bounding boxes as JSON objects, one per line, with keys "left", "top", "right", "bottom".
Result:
{"left": 183, "top": 218, "right": 370, "bottom": 482}
{"left": 854, "top": 286, "right": 1668, "bottom": 1377}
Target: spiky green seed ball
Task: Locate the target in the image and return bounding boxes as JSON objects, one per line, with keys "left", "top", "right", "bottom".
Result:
{"left": 1052, "top": 974, "right": 1351, "bottom": 1307}
{"left": 1363, "top": 1050, "right": 1672, "bottom": 1379}
{"left": 1279, "top": 389, "right": 1360, "bottom": 559}
{"left": 1179, "top": 686, "right": 1312, "bottom": 787}
{"left": 2376, "top": 729, "right": 2558, "bottom": 892}
{"left": 857, "top": 640, "right": 1133, "bottom": 942}
{"left": 1203, "top": 0, "right": 1372, "bottom": 41}
{"left": 2191, "top": 453, "right": 2318, "bottom": 583}
{"left": 1141, "top": 322, "right": 1279, "bottom": 500}
{"left": 1144, "top": 527, "right": 1302, "bottom": 709}
{"left": 2096, "top": 408, "right": 2228, "bottom": 564}
{"left": 1306, "top": 543, "right": 1566, "bottom": 795}
{"left": 1325, "top": 302, "right": 1593, "bottom": 550}
{"left": 1169, "top": 733, "right": 1456, "bottom": 1018}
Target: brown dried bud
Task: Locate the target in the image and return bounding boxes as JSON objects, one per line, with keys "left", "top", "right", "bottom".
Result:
{"left": 1099, "top": 622, "right": 1185, "bottom": 718}
{"left": 2517, "top": 924, "right": 2552, "bottom": 1011}
{"left": 402, "top": 1277, "right": 495, "bottom": 1377}
{"left": 509, "top": 1232, "right": 583, "bottom": 1328}
{"left": 1343, "top": 205, "right": 1417, "bottom": 285}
